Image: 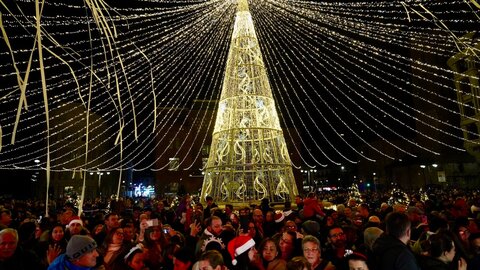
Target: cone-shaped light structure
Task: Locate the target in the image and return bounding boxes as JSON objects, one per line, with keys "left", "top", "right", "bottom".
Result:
{"left": 201, "top": 0, "right": 298, "bottom": 204}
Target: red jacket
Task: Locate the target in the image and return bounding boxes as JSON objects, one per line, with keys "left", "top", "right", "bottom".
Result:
{"left": 302, "top": 198, "right": 325, "bottom": 218}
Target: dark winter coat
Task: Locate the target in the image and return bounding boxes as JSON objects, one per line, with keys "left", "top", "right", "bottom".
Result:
{"left": 372, "top": 233, "right": 421, "bottom": 270}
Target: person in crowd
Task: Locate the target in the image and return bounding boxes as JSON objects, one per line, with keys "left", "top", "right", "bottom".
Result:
{"left": 204, "top": 196, "right": 218, "bottom": 219}
{"left": 372, "top": 212, "right": 421, "bottom": 270}
{"left": 468, "top": 232, "right": 480, "bottom": 270}
{"left": 295, "top": 196, "right": 304, "bottom": 212}
{"left": 121, "top": 219, "right": 137, "bottom": 244}
{"left": 65, "top": 216, "right": 88, "bottom": 240}
{"left": 302, "top": 235, "right": 335, "bottom": 270}
{"left": 94, "top": 212, "right": 120, "bottom": 245}
{"left": 263, "top": 211, "right": 277, "bottom": 238}
{"left": 228, "top": 235, "right": 257, "bottom": 270}
{"left": 99, "top": 226, "right": 132, "bottom": 270}
{"left": 42, "top": 223, "right": 68, "bottom": 266}
{"left": 176, "top": 194, "right": 193, "bottom": 232}
{"left": 173, "top": 246, "right": 195, "bottom": 270}
{"left": 345, "top": 251, "right": 369, "bottom": 270}
{"left": 287, "top": 256, "right": 311, "bottom": 270}
{"left": 301, "top": 220, "right": 321, "bottom": 241}
{"left": 196, "top": 216, "right": 226, "bottom": 256}
{"left": 247, "top": 220, "right": 263, "bottom": 246}
{"left": 163, "top": 224, "right": 184, "bottom": 269}
{"left": 142, "top": 223, "right": 167, "bottom": 269}
{"left": 279, "top": 231, "right": 297, "bottom": 261}
{"left": 417, "top": 232, "right": 467, "bottom": 270}
{"left": 323, "top": 226, "right": 348, "bottom": 269}
{"left": 0, "top": 209, "right": 12, "bottom": 230}
{"left": 92, "top": 224, "right": 104, "bottom": 237}
{"left": 357, "top": 204, "right": 370, "bottom": 226}
{"left": 197, "top": 250, "right": 226, "bottom": 270}
{"left": 253, "top": 209, "right": 265, "bottom": 239}
{"left": 0, "top": 228, "right": 41, "bottom": 269}
{"left": 48, "top": 235, "right": 99, "bottom": 270}
{"left": 361, "top": 226, "right": 383, "bottom": 268}
{"left": 252, "top": 238, "right": 287, "bottom": 270}
{"left": 228, "top": 213, "right": 241, "bottom": 231}
{"left": 121, "top": 245, "right": 146, "bottom": 270}
{"left": 302, "top": 193, "right": 325, "bottom": 221}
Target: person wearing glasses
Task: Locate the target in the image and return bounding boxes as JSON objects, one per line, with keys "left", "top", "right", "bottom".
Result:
{"left": 323, "top": 226, "right": 349, "bottom": 270}
{"left": 99, "top": 227, "right": 133, "bottom": 270}
{"left": 302, "top": 235, "right": 335, "bottom": 270}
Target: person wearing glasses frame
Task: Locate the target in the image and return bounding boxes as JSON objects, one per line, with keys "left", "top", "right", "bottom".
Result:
{"left": 302, "top": 235, "right": 335, "bottom": 270}
{"left": 323, "top": 226, "right": 349, "bottom": 270}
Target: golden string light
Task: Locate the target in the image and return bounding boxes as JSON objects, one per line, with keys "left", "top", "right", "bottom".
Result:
{"left": 0, "top": 0, "right": 477, "bottom": 176}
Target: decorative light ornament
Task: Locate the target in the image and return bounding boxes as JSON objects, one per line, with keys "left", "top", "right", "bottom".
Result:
{"left": 200, "top": 0, "right": 298, "bottom": 204}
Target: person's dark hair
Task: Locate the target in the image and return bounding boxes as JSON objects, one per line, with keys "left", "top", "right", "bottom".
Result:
{"left": 199, "top": 250, "right": 224, "bottom": 268}
{"left": 259, "top": 238, "right": 281, "bottom": 261}
{"left": 105, "top": 212, "right": 118, "bottom": 221}
{"left": 429, "top": 233, "right": 454, "bottom": 258}
{"left": 101, "top": 226, "right": 122, "bottom": 249}
{"left": 286, "top": 256, "right": 311, "bottom": 270}
{"left": 124, "top": 247, "right": 143, "bottom": 264}
{"left": 359, "top": 203, "right": 369, "bottom": 211}
{"left": 206, "top": 196, "right": 213, "bottom": 202}
{"left": 173, "top": 247, "right": 194, "bottom": 264}
{"left": 307, "top": 193, "right": 315, "bottom": 199}
{"left": 345, "top": 251, "right": 368, "bottom": 263}
{"left": 385, "top": 212, "right": 410, "bottom": 238}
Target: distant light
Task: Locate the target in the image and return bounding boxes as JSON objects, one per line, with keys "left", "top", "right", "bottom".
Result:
{"left": 341, "top": 166, "right": 345, "bottom": 170}
{"left": 89, "top": 172, "right": 94, "bottom": 175}
{"left": 106, "top": 172, "right": 110, "bottom": 175}
{"left": 34, "top": 159, "right": 40, "bottom": 163}
{"left": 122, "top": 181, "right": 125, "bottom": 183}
{"left": 373, "top": 172, "right": 376, "bottom": 176}
{"left": 432, "top": 164, "right": 438, "bottom": 168}
{"left": 420, "top": 165, "right": 426, "bottom": 168}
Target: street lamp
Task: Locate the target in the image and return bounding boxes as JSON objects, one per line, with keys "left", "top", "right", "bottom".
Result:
{"left": 301, "top": 168, "right": 317, "bottom": 191}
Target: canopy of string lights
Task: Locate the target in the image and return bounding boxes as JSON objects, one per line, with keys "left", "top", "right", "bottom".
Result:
{"left": 0, "top": 0, "right": 479, "bottom": 174}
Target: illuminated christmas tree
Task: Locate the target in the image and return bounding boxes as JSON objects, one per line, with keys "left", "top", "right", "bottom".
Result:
{"left": 200, "top": 0, "right": 298, "bottom": 204}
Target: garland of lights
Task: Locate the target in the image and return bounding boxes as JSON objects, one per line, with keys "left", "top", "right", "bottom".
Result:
{"left": 0, "top": 0, "right": 478, "bottom": 175}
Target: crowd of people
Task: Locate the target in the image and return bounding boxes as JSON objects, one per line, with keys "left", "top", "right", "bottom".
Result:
{"left": 0, "top": 187, "right": 480, "bottom": 270}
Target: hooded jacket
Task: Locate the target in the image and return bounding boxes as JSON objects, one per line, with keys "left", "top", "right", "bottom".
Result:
{"left": 372, "top": 233, "right": 421, "bottom": 270}
{"left": 48, "top": 254, "right": 96, "bottom": 270}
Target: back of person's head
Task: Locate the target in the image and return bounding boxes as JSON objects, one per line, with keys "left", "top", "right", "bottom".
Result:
{"left": 199, "top": 250, "right": 224, "bottom": 268}
{"left": 173, "top": 246, "right": 194, "bottom": 265}
{"left": 364, "top": 227, "right": 384, "bottom": 250}
{"left": 287, "top": 256, "right": 311, "bottom": 270}
{"left": 428, "top": 233, "right": 454, "bottom": 258}
{"left": 385, "top": 212, "right": 410, "bottom": 238}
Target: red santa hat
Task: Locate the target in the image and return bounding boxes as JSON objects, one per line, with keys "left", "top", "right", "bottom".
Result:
{"left": 67, "top": 216, "right": 83, "bottom": 228}
{"left": 227, "top": 235, "right": 255, "bottom": 266}
{"left": 274, "top": 212, "right": 285, "bottom": 223}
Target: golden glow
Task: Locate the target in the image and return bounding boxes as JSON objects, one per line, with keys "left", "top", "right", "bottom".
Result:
{"left": 201, "top": 0, "right": 298, "bottom": 203}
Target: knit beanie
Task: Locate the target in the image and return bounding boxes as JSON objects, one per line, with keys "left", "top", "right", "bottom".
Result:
{"left": 66, "top": 235, "right": 97, "bottom": 259}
